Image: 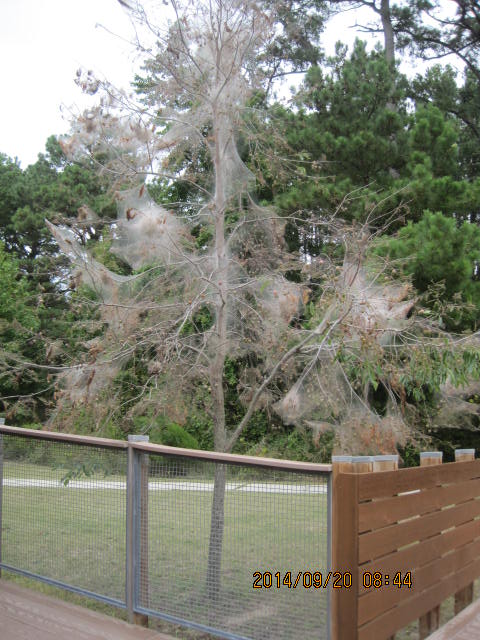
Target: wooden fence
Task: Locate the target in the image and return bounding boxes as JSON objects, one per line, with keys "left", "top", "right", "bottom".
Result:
{"left": 332, "top": 450, "right": 480, "bottom": 640}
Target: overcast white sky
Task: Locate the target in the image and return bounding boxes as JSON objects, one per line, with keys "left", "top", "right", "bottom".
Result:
{"left": 0, "top": 0, "right": 441, "bottom": 168}
{"left": 0, "top": 0, "right": 141, "bottom": 167}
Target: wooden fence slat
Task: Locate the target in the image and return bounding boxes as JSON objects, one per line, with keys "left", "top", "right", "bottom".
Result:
{"left": 413, "top": 453, "right": 442, "bottom": 638}
{"left": 454, "top": 448, "right": 476, "bottom": 615}
{"left": 331, "top": 456, "right": 353, "bottom": 640}
{"left": 359, "top": 476, "right": 480, "bottom": 532}
{"left": 358, "top": 517, "right": 480, "bottom": 593}
{"left": 372, "top": 456, "right": 398, "bottom": 640}
{"left": 358, "top": 554, "right": 480, "bottom": 640}
{"left": 333, "top": 448, "right": 480, "bottom": 640}
{"left": 416, "top": 452, "right": 442, "bottom": 639}
{"left": 352, "top": 456, "right": 374, "bottom": 474}
{"left": 358, "top": 535, "right": 480, "bottom": 626}
{"left": 359, "top": 496, "right": 480, "bottom": 564}
{"left": 358, "top": 459, "right": 480, "bottom": 501}
{"left": 331, "top": 456, "right": 357, "bottom": 640}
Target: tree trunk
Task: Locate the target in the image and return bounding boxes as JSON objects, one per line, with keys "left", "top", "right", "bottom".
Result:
{"left": 206, "top": 302, "right": 228, "bottom": 603}
{"left": 380, "top": 0, "right": 395, "bottom": 64}
{"left": 205, "top": 110, "right": 229, "bottom": 603}
{"left": 206, "top": 464, "right": 227, "bottom": 603}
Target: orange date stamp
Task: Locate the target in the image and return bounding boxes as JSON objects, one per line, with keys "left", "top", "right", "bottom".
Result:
{"left": 362, "top": 571, "right": 412, "bottom": 589}
{"left": 252, "top": 571, "right": 352, "bottom": 589}
{"left": 252, "top": 571, "right": 413, "bottom": 589}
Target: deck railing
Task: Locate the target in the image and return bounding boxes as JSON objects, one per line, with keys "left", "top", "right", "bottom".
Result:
{"left": 0, "top": 425, "right": 332, "bottom": 640}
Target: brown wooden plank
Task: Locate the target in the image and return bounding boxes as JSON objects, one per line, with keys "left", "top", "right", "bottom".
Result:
{"left": 454, "top": 583, "right": 473, "bottom": 616}
{"left": 417, "top": 451, "right": 442, "bottom": 639}
{"left": 371, "top": 456, "right": 398, "bottom": 640}
{"left": 428, "top": 597, "right": 480, "bottom": 640}
{"left": 0, "top": 425, "right": 128, "bottom": 449}
{"left": 358, "top": 518, "right": 480, "bottom": 594}
{"left": 332, "top": 471, "right": 358, "bottom": 640}
{"left": 132, "top": 441, "right": 332, "bottom": 472}
{"left": 359, "top": 499, "right": 480, "bottom": 564}
{"left": 419, "top": 609, "right": 440, "bottom": 640}
{"left": 331, "top": 457, "right": 352, "bottom": 640}
{"left": 372, "top": 456, "right": 398, "bottom": 473}
{"left": 358, "top": 536, "right": 480, "bottom": 626}
{"left": 357, "top": 460, "right": 480, "bottom": 501}
{"left": 358, "top": 555, "right": 480, "bottom": 640}
{"left": 359, "top": 477, "right": 480, "bottom": 532}
{"left": 0, "top": 425, "right": 332, "bottom": 473}
{"left": 453, "top": 450, "right": 476, "bottom": 617}
{"left": 0, "top": 581, "right": 166, "bottom": 640}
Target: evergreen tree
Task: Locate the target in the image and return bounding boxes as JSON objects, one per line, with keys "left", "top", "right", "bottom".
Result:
{"left": 373, "top": 211, "right": 480, "bottom": 330}
{"left": 393, "top": 0, "right": 480, "bottom": 81}
{"left": 0, "top": 139, "right": 116, "bottom": 422}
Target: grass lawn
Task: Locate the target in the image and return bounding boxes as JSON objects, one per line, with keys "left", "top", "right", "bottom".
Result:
{"left": 1, "top": 454, "right": 329, "bottom": 640}
{"left": 3, "top": 451, "right": 476, "bottom": 640}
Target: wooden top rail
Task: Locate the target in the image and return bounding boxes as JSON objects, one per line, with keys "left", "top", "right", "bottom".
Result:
{"left": 131, "top": 441, "right": 332, "bottom": 472}
{"left": 0, "top": 425, "right": 129, "bottom": 449}
{"left": 0, "top": 425, "right": 332, "bottom": 474}
{"left": 357, "top": 458, "right": 480, "bottom": 499}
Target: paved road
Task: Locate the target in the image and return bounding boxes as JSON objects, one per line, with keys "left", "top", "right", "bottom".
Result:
{"left": 4, "top": 478, "right": 327, "bottom": 494}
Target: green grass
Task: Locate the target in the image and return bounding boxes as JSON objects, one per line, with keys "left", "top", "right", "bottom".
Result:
{"left": 4, "top": 456, "right": 478, "bottom": 640}
{"left": 3, "top": 486, "right": 127, "bottom": 599}
{"left": 1, "top": 458, "right": 329, "bottom": 640}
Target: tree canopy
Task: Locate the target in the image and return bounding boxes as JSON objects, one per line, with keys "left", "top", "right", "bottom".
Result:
{"left": 1, "top": 0, "right": 479, "bottom": 464}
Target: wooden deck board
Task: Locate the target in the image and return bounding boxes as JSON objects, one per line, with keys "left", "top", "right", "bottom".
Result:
{"left": 0, "top": 581, "right": 173, "bottom": 640}
{"left": 428, "top": 598, "right": 480, "bottom": 640}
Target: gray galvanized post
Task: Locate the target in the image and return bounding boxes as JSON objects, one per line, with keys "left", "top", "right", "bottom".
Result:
{"left": 126, "top": 434, "right": 149, "bottom": 626}
{"left": 326, "top": 468, "right": 333, "bottom": 640}
{"left": 0, "top": 417, "right": 4, "bottom": 579}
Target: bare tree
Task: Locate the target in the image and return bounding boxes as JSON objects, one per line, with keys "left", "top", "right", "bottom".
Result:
{"left": 46, "top": 0, "right": 479, "bottom": 604}
{"left": 50, "top": 0, "right": 311, "bottom": 601}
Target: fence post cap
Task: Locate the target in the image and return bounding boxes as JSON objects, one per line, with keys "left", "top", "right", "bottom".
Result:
{"left": 420, "top": 451, "right": 443, "bottom": 459}
{"left": 332, "top": 455, "right": 353, "bottom": 463}
{"left": 372, "top": 455, "right": 398, "bottom": 462}
{"left": 455, "top": 449, "right": 475, "bottom": 455}
{"left": 352, "top": 456, "right": 374, "bottom": 463}
{"left": 128, "top": 435, "right": 149, "bottom": 443}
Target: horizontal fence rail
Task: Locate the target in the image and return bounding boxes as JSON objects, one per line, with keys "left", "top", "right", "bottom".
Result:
{"left": 0, "top": 425, "right": 332, "bottom": 640}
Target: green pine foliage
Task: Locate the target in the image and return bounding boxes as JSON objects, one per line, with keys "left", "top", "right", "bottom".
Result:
{"left": 373, "top": 211, "right": 480, "bottom": 330}
{"left": 2, "top": 0, "right": 480, "bottom": 457}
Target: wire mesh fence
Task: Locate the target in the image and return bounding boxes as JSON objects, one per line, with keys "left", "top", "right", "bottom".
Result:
{"left": 0, "top": 433, "right": 127, "bottom": 606}
{"left": 137, "top": 453, "right": 330, "bottom": 640}
{"left": 0, "top": 428, "right": 331, "bottom": 640}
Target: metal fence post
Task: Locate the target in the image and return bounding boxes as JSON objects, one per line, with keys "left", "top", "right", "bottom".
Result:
{"left": 126, "top": 434, "right": 149, "bottom": 627}
{"left": 0, "top": 418, "right": 4, "bottom": 579}
{"left": 326, "top": 469, "right": 332, "bottom": 640}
